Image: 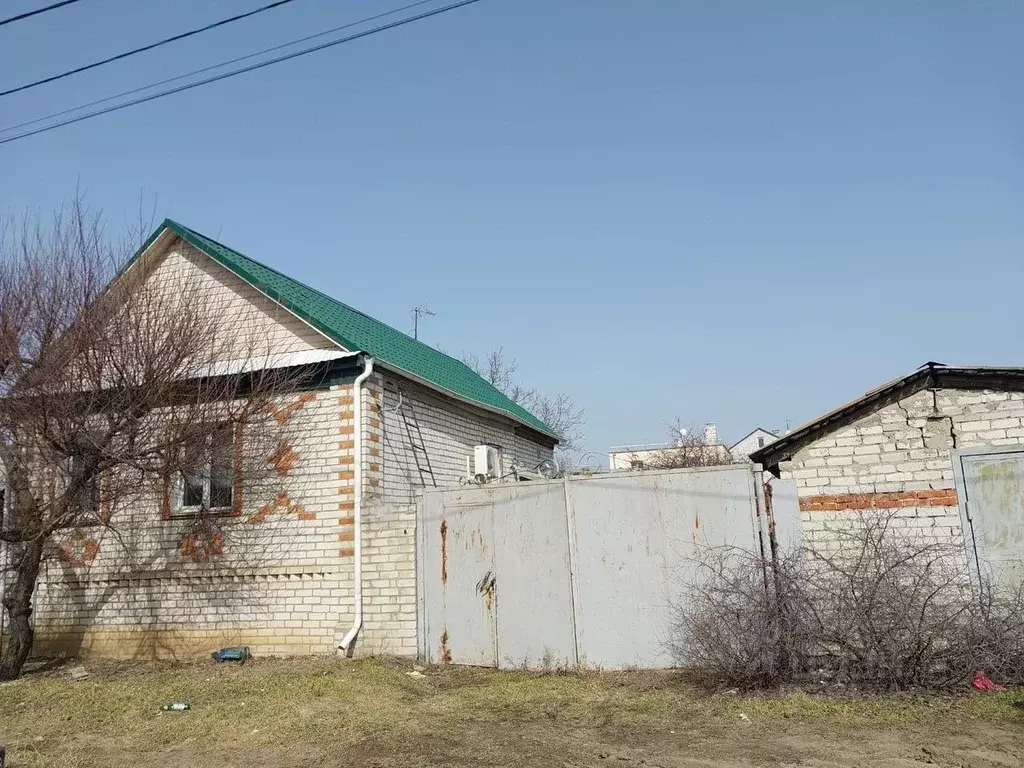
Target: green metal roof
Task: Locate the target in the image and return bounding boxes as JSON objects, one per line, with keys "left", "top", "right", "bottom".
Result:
{"left": 137, "top": 219, "right": 557, "bottom": 440}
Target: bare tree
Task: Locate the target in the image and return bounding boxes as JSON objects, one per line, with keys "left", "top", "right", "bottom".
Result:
{"left": 0, "top": 199, "right": 295, "bottom": 679}
{"left": 464, "top": 348, "right": 584, "bottom": 453}
{"left": 644, "top": 420, "right": 732, "bottom": 469}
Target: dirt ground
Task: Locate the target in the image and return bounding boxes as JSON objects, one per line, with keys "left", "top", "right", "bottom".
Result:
{"left": 0, "top": 657, "right": 1022, "bottom": 768}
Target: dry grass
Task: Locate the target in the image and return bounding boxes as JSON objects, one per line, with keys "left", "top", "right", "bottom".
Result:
{"left": 0, "top": 657, "right": 1022, "bottom": 767}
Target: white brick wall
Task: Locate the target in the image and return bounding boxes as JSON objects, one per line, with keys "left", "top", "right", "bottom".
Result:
{"left": 33, "top": 384, "right": 357, "bottom": 659}
{"left": 781, "top": 388, "right": 1024, "bottom": 550}
{"left": 357, "top": 503, "right": 417, "bottom": 656}
{"left": 376, "top": 374, "right": 554, "bottom": 505}
{"left": 148, "top": 240, "right": 336, "bottom": 361}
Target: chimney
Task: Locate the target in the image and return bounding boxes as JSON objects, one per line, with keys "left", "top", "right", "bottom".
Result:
{"left": 703, "top": 422, "right": 718, "bottom": 445}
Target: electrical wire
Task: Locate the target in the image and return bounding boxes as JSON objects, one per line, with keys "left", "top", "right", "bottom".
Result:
{"left": 0, "top": 0, "right": 85, "bottom": 28}
{"left": 0, "top": 0, "right": 486, "bottom": 147}
{"left": 0, "top": 0, "right": 300, "bottom": 98}
{"left": 0, "top": 0, "right": 438, "bottom": 136}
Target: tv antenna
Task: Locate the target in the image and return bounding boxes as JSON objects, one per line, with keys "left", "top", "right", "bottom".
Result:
{"left": 411, "top": 305, "right": 435, "bottom": 340}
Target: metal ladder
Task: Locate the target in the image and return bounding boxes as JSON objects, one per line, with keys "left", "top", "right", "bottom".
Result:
{"left": 400, "top": 399, "right": 437, "bottom": 489}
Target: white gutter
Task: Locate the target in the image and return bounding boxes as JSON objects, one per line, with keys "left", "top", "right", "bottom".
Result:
{"left": 339, "top": 355, "right": 375, "bottom": 654}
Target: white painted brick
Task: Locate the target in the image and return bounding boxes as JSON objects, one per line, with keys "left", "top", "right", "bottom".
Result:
{"left": 990, "top": 418, "right": 1021, "bottom": 429}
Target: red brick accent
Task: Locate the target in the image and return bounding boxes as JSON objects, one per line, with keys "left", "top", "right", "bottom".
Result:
{"left": 265, "top": 392, "right": 315, "bottom": 426}
{"left": 267, "top": 440, "right": 299, "bottom": 476}
{"left": 338, "top": 470, "right": 355, "bottom": 481}
{"left": 368, "top": 447, "right": 381, "bottom": 458}
{"left": 338, "top": 425, "right": 354, "bottom": 436}
{"left": 248, "top": 491, "right": 309, "bottom": 523}
{"left": 338, "top": 516, "right": 355, "bottom": 526}
{"left": 338, "top": 395, "right": 353, "bottom": 406}
{"left": 368, "top": 463, "right": 380, "bottom": 473}
{"left": 338, "top": 455, "right": 354, "bottom": 466}
{"left": 339, "top": 501, "right": 355, "bottom": 511}
{"left": 800, "top": 489, "right": 958, "bottom": 512}
{"left": 338, "top": 440, "right": 354, "bottom": 450}
{"left": 368, "top": 418, "right": 381, "bottom": 430}
{"left": 340, "top": 548, "right": 355, "bottom": 557}
{"left": 339, "top": 531, "right": 355, "bottom": 542}
{"left": 58, "top": 531, "right": 100, "bottom": 568}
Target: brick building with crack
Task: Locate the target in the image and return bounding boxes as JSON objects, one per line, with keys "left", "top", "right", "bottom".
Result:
{"left": 751, "top": 363, "right": 1024, "bottom": 580}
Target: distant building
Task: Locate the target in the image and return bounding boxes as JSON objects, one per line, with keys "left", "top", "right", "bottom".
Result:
{"left": 609, "top": 423, "right": 730, "bottom": 470}
{"left": 729, "top": 427, "right": 782, "bottom": 462}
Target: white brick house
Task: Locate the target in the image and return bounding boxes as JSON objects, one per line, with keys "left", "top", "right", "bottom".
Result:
{"left": 750, "top": 363, "right": 1024, "bottom": 580}
{"left": 17, "top": 219, "right": 556, "bottom": 660}
{"left": 728, "top": 427, "right": 781, "bottom": 462}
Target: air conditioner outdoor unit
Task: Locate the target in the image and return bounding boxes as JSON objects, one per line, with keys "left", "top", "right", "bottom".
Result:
{"left": 472, "top": 445, "right": 500, "bottom": 483}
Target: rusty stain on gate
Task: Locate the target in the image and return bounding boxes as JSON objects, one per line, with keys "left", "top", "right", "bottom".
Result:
{"left": 440, "top": 519, "right": 448, "bottom": 585}
{"left": 439, "top": 628, "right": 452, "bottom": 664}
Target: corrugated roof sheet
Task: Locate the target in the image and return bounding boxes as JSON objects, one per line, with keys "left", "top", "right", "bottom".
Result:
{"left": 135, "top": 219, "right": 557, "bottom": 440}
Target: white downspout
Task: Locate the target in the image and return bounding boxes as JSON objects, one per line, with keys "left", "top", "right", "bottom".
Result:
{"left": 340, "top": 355, "right": 375, "bottom": 654}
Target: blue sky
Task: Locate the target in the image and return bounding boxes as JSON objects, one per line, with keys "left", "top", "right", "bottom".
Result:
{"left": 2, "top": 0, "right": 1023, "bottom": 460}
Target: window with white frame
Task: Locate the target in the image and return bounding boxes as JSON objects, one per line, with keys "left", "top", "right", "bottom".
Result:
{"left": 171, "top": 427, "right": 236, "bottom": 516}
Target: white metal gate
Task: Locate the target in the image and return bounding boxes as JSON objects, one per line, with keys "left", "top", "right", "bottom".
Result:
{"left": 417, "top": 465, "right": 799, "bottom": 670}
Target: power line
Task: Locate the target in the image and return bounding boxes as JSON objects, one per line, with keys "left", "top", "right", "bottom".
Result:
{"left": 0, "top": 0, "right": 85, "bottom": 28}
{"left": 0, "top": 0, "right": 300, "bottom": 98}
{"left": 0, "top": 0, "right": 438, "bottom": 136}
{"left": 0, "top": 0, "right": 487, "bottom": 147}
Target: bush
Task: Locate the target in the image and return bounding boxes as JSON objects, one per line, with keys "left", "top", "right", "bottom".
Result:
{"left": 671, "top": 510, "right": 1024, "bottom": 691}
{"left": 669, "top": 547, "right": 811, "bottom": 689}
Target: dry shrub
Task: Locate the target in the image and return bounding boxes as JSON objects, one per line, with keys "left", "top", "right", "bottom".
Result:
{"left": 669, "top": 547, "right": 810, "bottom": 689}
{"left": 672, "top": 510, "right": 1024, "bottom": 691}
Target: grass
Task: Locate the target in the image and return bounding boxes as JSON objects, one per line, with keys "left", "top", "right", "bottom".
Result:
{"left": 0, "top": 657, "right": 1022, "bottom": 767}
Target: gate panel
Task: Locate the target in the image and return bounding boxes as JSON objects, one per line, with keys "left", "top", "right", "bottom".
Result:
{"left": 419, "top": 496, "right": 497, "bottom": 666}
{"left": 568, "top": 467, "right": 760, "bottom": 669}
{"left": 956, "top": 449, "right": 1024, "bottom": 588}
{"left": 492, "top": 483, "right": 575, "bottom": 669}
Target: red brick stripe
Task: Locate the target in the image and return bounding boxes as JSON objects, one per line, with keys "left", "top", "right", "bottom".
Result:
{"left": 800, "top": 489, "right": 957, "bottom": 512}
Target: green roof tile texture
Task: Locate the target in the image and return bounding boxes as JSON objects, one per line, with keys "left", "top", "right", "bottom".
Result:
{"left": 145, "top": 220, "right": 556, "bottom": 440}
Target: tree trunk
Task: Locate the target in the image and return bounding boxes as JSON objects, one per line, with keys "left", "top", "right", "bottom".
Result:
{"left": 0, "top": 540, "right": 44, "bottom": 681}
